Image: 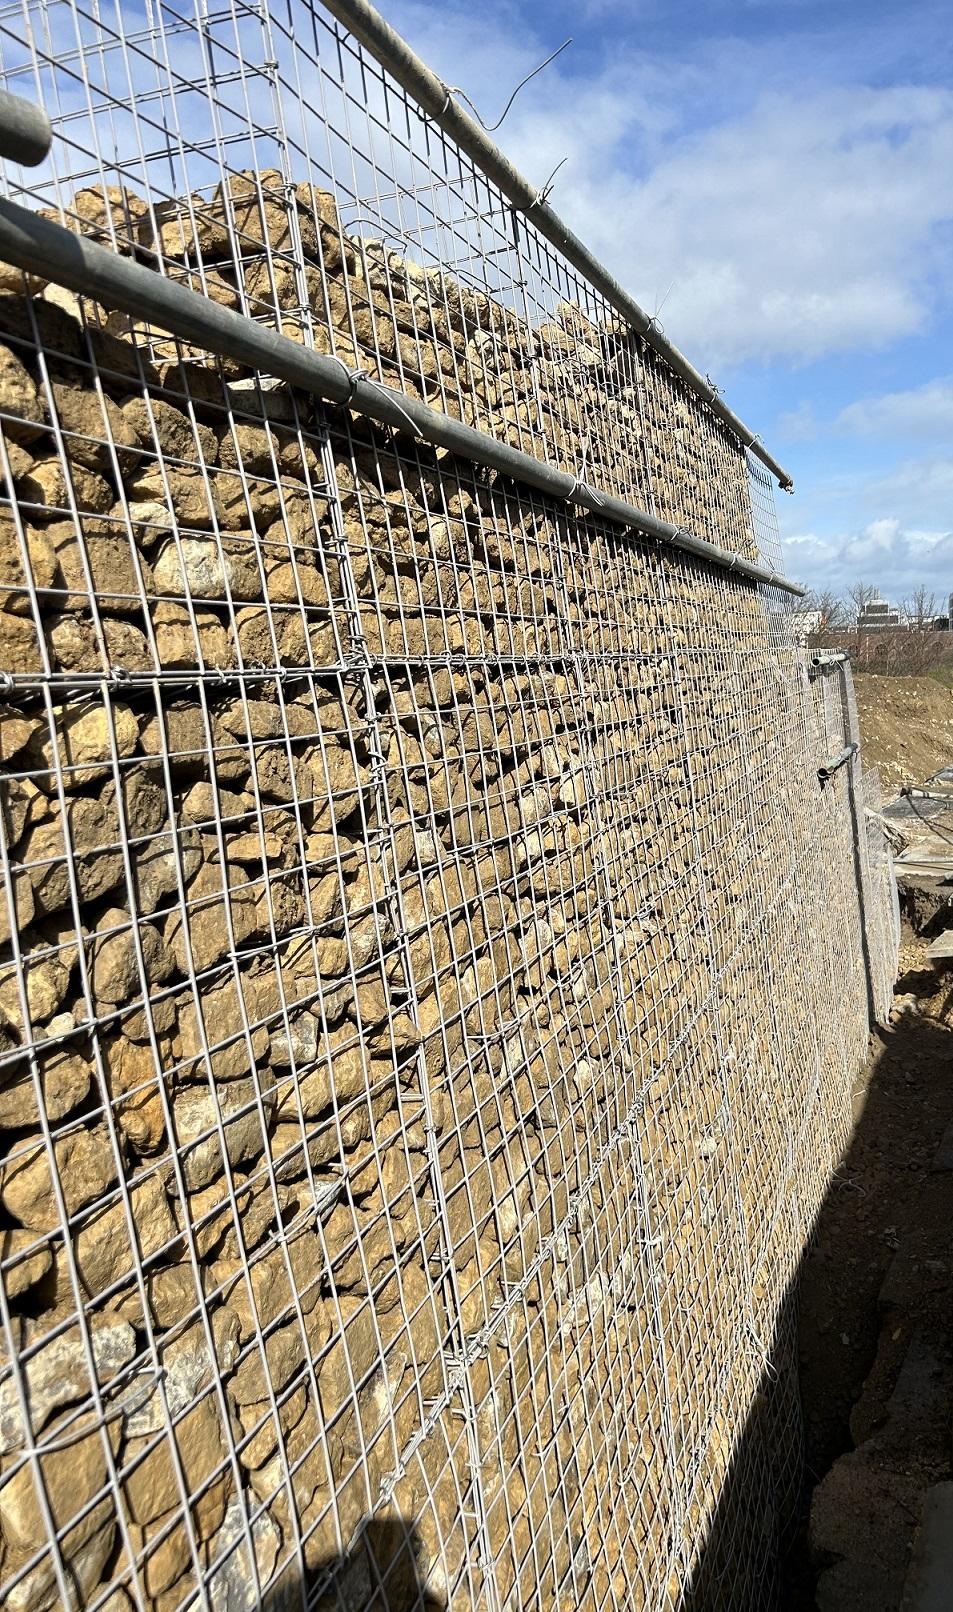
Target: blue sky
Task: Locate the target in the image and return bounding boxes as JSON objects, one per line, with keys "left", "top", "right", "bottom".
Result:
{"left": 389, "top": 0, "right": 953, "bottom": 604}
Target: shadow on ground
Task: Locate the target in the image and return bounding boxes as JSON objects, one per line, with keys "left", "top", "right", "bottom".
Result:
{"left": 681, "top": 971, "right": 953, "bottom": 1612}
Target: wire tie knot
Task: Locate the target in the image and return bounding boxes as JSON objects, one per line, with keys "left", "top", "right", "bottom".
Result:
{"left": 527, "top": 156, "right": 568, "bottom": 212}
{"left": 437, "top": 80, "right": 458, "bottom": 116}
{"left": 568, "top": 475, "right": 605, "bottom": 510}
{"left": 332, "top": 357, "right": 368, "bottom": 407}
{"left": 332, "top": 355, "right": 420, "bottom": 437}
{"left": 745, "top": 1322, "right": 779, "bottom": 1382}
{"left": 109, "top": 665, "right": 130, "bottom": 687}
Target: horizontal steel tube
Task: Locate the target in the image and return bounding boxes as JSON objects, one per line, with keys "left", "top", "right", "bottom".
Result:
{"left": 818, "top": 744, "right": 857, "bottom": 782}
{"left": 809, "top": 652, "right": 851, "bottom": 677}
{"left": 0, "top": 191, "right": 804, "bottom": 594}
{"left": 321, "top": 0, "right": 794, "bottom": 494}
{"left": 0, "top": 89, "right": 52, "bottom": 168}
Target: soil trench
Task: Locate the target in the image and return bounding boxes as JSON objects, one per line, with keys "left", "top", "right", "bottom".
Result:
{"left": 781, "top": 930, "right": 953, "bottom": 1609}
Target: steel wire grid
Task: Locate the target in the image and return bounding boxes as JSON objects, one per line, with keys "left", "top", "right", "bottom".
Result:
{"left": 0, "top": 3, "right": 896, "bottom": 1611}
{"left": 745, "top": 454, "right": 785, "bottom": 593}
{"left": 0, "top": 0, "right": 771, "bottom": 568}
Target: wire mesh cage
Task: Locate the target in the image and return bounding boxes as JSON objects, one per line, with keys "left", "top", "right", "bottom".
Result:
{"left": 0, "top": 2, "right": 898, "bottom": 1610}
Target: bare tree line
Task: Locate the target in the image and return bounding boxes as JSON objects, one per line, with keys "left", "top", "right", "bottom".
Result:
{"left": 804, "top": 582, "right": 946, "bottom": 631}
{"left": 803, "top": 581, "right": 953, "bottom": 675}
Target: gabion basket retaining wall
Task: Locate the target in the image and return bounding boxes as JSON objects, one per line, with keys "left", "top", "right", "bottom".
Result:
{"left": 0, "top": 4, "right": 896, "bottom": 1610}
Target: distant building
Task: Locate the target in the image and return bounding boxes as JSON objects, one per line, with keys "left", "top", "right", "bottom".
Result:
{"left": 857, "top": 597, "right": 901, "bottom": 631}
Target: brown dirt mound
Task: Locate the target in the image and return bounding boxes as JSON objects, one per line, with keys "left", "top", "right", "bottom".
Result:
{"left": 854, "top": 674, "right": 953, "bottom": 796}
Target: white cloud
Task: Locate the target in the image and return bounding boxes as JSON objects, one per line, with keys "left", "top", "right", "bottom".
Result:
{"left": 780, "top": 379, "right": 953, "bottom": 443}
{"left": 379, "top": 2, "right": 953, "bottom": 602}
{"left": 566, "top": 85, "right": 953, "bottom": 368}
{"left": 390, "top": 2, "right": 953, "bottom": 370}
{"left": 862, "top": 455, "right": 953, "bottom": 529}
{"left": 779, "top": 442, "right": 953, "bottom": 594}
{"left": 778, "top": 402, "right": 820, "bottom": 441}
{"left": 781, "top": 517, "right": 953, "bottom": 597}
{"left": 835, "top": 379, "right": 953, "bottom": 440}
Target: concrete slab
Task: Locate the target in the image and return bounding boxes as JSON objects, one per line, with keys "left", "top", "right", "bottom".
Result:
{"left": 895, "top": 861, "right": 953, "bottom": 882}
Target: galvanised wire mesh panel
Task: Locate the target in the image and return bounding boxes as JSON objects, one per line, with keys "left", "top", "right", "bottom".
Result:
{"left": 0, "top": 4, "right": 896, "bottom": 1611}
{"left": 863, "top": 767, "right": 901, "bottom": 1022}
{"left": 745, "top": 453, "right": 785, "bottom": 588}
{"left": 0, "top": 0, "right": 767, "bottom": 567}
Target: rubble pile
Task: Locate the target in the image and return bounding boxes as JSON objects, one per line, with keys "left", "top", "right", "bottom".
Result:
{"left": 0, "top": 174, "right": 869, "bottom": 1612}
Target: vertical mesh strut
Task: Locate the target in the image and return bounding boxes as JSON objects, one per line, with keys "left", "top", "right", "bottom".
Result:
{"left": 0, "top": 4, "right": 896, "bottom": 1611}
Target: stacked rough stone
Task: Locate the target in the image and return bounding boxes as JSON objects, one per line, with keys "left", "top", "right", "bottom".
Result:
{"left": 0, "top": 172, "right": 880, "bottom": 1612}
{"left": 27, "top": 173, "right": 759, "bottom": 564}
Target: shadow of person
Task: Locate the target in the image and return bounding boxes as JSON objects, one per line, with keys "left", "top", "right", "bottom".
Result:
{"left": 260, "top": 1515, "right": 447, "bottom": 1612}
